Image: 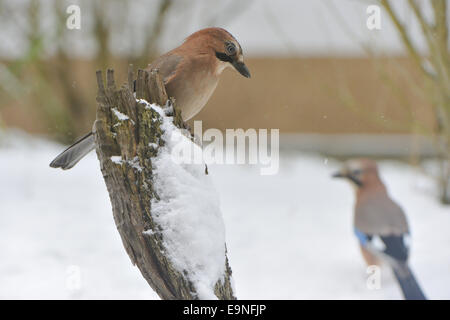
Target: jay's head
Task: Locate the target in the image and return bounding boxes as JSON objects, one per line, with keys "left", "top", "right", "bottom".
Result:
{"left": 332, "top": 158, "right": 382, "bottom": 189}
{"left": 184, "top": 27, "right": 251, "bottom": 78}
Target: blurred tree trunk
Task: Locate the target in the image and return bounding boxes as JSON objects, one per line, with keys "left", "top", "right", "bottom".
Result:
{"left": 130, "top": 0, "right": 174, "bottom": 67}
{"left": 382, "top": 0, "right": 450, "bottom": 204}
{"left": 93, "top": 67, "right": 235, "bottom": 300}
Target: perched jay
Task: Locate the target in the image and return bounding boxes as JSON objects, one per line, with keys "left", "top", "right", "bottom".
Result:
{"left": 50, "top": 27, "right": 250, "bottom": 170}
{"left": 332, "top": 158, "right": 426, "bottom": 300}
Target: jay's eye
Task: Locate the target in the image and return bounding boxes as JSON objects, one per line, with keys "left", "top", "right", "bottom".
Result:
{"left": 225, "top": 43, "right": 236, "bottom": 55}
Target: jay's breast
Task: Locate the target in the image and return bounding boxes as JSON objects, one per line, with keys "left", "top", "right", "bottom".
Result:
{"left": 166, "top": 70, "right": 219, "bottom": 121}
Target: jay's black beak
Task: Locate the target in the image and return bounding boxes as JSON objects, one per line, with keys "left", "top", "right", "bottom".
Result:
{"left": 332, "top": 171, "right": 363, "bottom": 187}
{"left": 232, "top": 61, "right": 251, "bottom": 78}
{"left": 332, "top": 171, "right": 344, "bottom": 178}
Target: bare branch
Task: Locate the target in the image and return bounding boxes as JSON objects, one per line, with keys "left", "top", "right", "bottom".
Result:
{"left": 380, "top": 0, "right": 428, "bottom": 76}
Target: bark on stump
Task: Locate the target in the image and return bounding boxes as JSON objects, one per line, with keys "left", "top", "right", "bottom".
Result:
{"left": 93, "top": 67, "right": 235, "bottom": 300}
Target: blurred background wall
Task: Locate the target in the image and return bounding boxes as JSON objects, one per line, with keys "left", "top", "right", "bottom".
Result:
{"left": 0, "top": 0, "right": 448, "bottom": 201}
{"left": 0, "top": 0, "right": 435, "bottom": 138}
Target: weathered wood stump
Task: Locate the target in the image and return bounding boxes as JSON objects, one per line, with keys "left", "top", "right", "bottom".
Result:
{"left": 92, "top": 66, "right": 235, "bottom": 300}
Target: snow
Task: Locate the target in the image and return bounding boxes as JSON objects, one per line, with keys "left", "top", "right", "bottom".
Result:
{"left": 148, "top": 143, "right": 159, "bottom": 150}
{"left": 0, "top": 130, "right": 449, "bottom": 299}
{"left": 112, "top": 108, "right": 131, "bottom": 122}
{"left": 145, "top": 101, "right": 227, "bottom": 299}
{"left": 110, "top": 155, "right": 142, "bottom": 172}
{"left": 110, "top": 156, "right": 122, "bottom": 164}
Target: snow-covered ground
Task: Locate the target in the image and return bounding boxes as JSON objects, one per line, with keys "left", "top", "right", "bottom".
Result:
{"left": 0, "top": 131, "right": 449, "bottom": 299}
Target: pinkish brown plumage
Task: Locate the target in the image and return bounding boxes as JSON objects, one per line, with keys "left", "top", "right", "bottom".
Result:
{"left": 332, "top": 158, "right": 426, "bottom": 300}
{"left": 334, "top": 158, "right": 408, "bottom": 235}
{"left": 50, "top": 27, "right": 250, "bottom": 170}
{"left": 147, "top": 27, "right": 249, "bottom": 121}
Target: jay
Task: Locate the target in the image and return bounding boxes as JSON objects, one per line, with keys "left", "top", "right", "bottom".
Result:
{"left": 332, "top": 158, "right": 426, "bottom": 300}
{"left": 50, "top": 27, "right": 250, "bottom": 170}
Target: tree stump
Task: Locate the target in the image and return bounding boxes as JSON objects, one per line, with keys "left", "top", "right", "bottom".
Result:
{"left": 92, "top": 66, "right": 235, "bottom": 300}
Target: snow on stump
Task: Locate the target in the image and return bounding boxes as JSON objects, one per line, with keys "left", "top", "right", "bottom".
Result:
{"left": 93, "top": 67, "right": 235, "bottom": 300}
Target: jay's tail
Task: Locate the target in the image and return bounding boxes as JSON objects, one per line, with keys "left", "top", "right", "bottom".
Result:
{"left": 49, "top": 132, "right": 95, "bottom": 170}
{"left": 392, "top": 263, "right": 426, "bottom": 300}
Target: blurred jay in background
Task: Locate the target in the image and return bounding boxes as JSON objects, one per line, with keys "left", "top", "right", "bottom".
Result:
{"left": 332, "top": 158, "right": 426, "bottom": 300}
